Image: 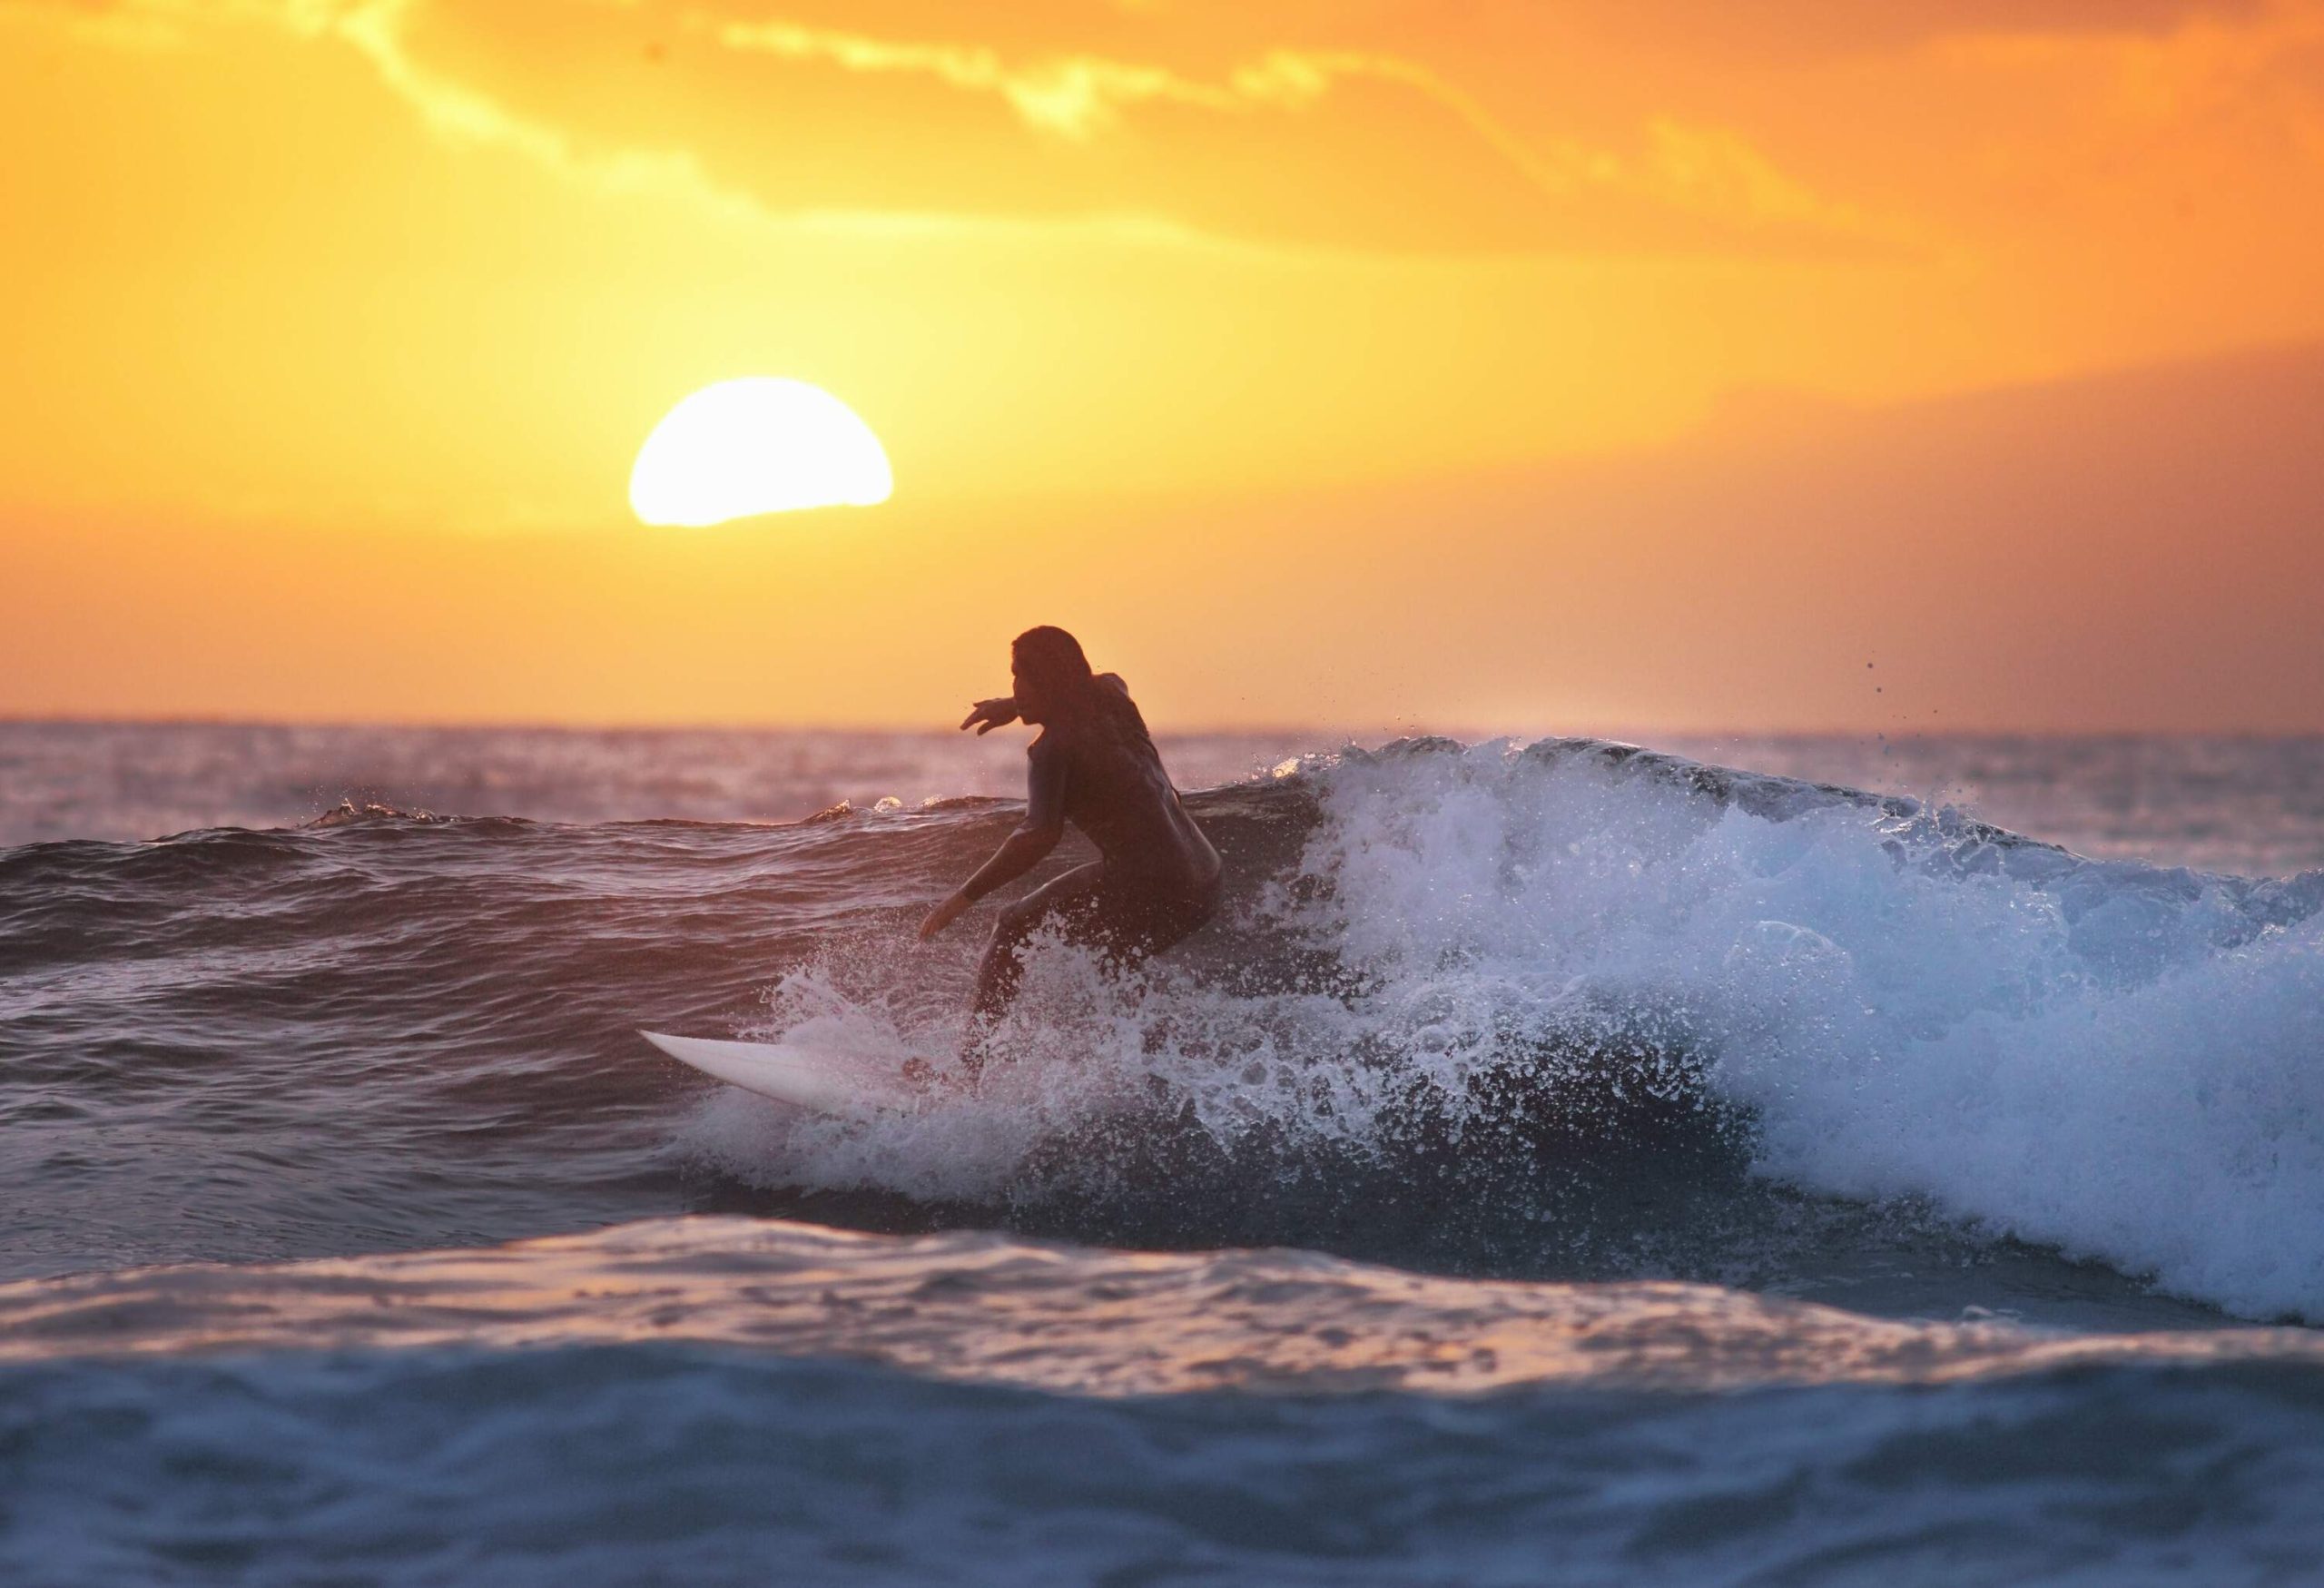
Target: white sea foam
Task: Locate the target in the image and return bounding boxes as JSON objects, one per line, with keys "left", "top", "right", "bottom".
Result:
{"left": 698, "top": 738, "right": 2324, "bottom": 1322}
{"left": 1291, "top": 741, "right": 2324, "bottom": 1321}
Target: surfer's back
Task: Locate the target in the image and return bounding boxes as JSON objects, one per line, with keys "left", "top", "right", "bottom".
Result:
{"left": 1043, "top": 676, "right": 1220, "bottom": 893}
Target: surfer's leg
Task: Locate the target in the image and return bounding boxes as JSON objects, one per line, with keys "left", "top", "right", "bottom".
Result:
{"left": 969, "top": 863, "right": 1106, "bottom": 1030}
{"left": 960, "top": 868, "right": 1213, "bottom": 1079}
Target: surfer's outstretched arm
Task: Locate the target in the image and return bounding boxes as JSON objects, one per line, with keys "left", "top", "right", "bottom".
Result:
{"left": 960, "top": 696, "right": 1019, "bottom": 735}
{"left": 918, "top": 736, "right": 1067, "bottom": 941}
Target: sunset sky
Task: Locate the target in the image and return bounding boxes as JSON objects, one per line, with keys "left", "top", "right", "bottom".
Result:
{"left": 5, "top": 0, "right": 2321, "bottom": 730}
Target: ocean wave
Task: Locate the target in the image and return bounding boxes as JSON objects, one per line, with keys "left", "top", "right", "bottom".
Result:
{"left": 5, "top": 736, "right": 2320, "bottom": 1323}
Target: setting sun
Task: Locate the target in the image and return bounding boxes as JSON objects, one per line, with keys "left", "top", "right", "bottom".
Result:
{"left": 629, "top": 379, "right": 893, "bottom": 527}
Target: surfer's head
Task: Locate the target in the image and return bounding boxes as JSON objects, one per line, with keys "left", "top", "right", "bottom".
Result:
{"left": 1010, "top": 626, "right": 1092, "bottom": 725}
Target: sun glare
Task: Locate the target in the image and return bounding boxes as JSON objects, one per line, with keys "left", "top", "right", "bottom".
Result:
{"left": 629, "top": 379, "right": 893, "bottom": 527}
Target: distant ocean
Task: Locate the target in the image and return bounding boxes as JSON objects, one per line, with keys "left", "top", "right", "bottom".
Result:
{"left": 5, "top": 722, "right": 2322, "bottom": 1584}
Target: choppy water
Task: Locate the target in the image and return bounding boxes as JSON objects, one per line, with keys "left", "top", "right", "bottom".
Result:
{"left": 3, "top": 723, "right": 2321, "bottom": 1583}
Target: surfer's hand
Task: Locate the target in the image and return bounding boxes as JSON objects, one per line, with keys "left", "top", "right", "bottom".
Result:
{"left": 919, "top": 892, "right": 970, "bottom": 941}
{"left": 960, "top": 696, "right": 1019, "bottom": 735}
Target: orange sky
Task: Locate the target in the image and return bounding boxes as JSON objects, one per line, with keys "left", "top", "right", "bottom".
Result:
{"left": 4, "top": 0, "right": 2321, "bottom": 730}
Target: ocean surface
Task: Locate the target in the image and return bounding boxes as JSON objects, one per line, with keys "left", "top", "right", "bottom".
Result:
{"left": 4, "top": 722, "right": 2322, "bottom": 1584}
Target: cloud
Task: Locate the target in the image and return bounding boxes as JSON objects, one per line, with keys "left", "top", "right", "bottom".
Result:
{"left": 12, "top": 0, "right": 1920, "bottom": 255}
{"left": 701, "top": 19, "right": 1577, "bottom": 190}
{"left": 704, "top": 18, "right": 1614, "bottom": 200}
{"left": 4, "top": 0, "right": 1315, "bottom": 250}
{"left": 707, "top": 17, "right": 1252, "bottom": 140}
{"left": 1641, "top": 119, "right": 1911, "bottom": 242}
{"left": 7, "top": 0, "right": 1132, "bottom": 241}
{"left": 704, "top": 15, "right": 1908, "bottom": 245}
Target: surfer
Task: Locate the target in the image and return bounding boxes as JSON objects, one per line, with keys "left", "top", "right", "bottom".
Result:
{"left": 918, "top": 626, "right": 1222, "bottom": 1058}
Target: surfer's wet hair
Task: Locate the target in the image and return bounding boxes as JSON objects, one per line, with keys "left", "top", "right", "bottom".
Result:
{"left": 1011, "top": 626, "right": 1093, "bottom": 693}
{"left": 1013, "top": 625, "right": 1152, "bottom": 747}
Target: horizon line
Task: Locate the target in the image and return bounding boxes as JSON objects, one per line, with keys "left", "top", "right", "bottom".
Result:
{"left": 4, "top": 713, "right": 2321, "bottom": 743}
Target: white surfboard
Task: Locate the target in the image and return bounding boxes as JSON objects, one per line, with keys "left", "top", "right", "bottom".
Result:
{"left": 639, "top": 1031, "right": 916, "bottom": 1116}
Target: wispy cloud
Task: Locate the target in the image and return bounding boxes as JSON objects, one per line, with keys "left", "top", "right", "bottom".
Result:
{"left": 703, "top": 21, "right": 1563, "bottom": 177}
{"left": 5, "top": 0, "right": 1322, "bottom": 251}
{"left": 13, "top": 0, "right": 1919, "bottom": 252}
{"left": 706, "top": 17, "right": 1249, "bottom": 140}
{"left": 704, "top": 15, "right": 1908, "bottom": 242}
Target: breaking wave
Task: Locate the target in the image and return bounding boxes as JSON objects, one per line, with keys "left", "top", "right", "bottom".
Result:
{"left": 694, "top": 739, "right": 2324, "bottom": 1322}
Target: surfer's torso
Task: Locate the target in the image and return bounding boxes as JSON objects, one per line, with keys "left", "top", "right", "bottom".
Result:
{"left": 1026, "top": 677, "right": 1220, "bottom": 901}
